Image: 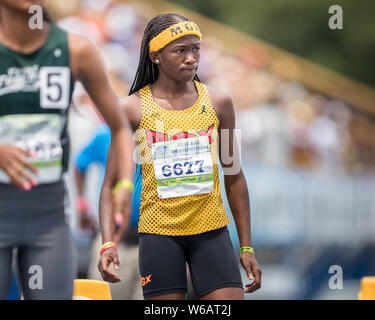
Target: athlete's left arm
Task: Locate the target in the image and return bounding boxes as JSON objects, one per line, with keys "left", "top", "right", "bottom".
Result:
{"left": 210, "top": 88, "right": 262, "bottom": 293}
{"left": 69, "top": 33, "right": 134, "bottom": 222}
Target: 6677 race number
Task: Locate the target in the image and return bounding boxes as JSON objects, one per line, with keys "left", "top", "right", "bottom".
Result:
{"left": 161, "top": 160, "right": 205, "bottom": 177}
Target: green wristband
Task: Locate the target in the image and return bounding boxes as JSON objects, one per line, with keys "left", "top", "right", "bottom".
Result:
{"left": 112, "top": 179, "right": 134, "bottom": 195}
{"left": 240, "top": 246, "right": 254, "bottom": 255}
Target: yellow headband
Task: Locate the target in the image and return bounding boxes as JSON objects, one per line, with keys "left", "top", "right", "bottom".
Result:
{"left": 149, "top": 21, "right": 202, "bottom": 53}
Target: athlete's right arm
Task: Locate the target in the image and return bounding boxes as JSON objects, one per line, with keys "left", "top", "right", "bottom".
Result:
{"left": 98, "top": 94, "right": 141, "bottom": 243}
{"left": 97, "top": 141, "right": 122, "bottom": 283}
{"left": 0, "top": 145, "right": 38, "bottom": 190}
{"left": 97, "top": 95, "right": 141, "bottom": 283}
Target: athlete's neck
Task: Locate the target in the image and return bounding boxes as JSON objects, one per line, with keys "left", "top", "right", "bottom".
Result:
{"left": 152, "top": 75, "right": 195, "bottom": 98}
{"left": 0, "top": 6, "right": 49, "bottom": 54}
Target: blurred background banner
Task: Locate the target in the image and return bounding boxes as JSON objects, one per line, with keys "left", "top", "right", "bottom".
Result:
{"left": 44, "top": 0, "right": 375, "bottom": 299}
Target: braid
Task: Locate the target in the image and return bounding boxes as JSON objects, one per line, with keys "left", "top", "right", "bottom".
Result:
{"left": 129, "top": 13, "right": 201, "bottom": 95}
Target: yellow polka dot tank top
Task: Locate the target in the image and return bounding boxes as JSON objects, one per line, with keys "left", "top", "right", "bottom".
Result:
{"left": 136, "top": 80, "right": 230, "bottom": 236}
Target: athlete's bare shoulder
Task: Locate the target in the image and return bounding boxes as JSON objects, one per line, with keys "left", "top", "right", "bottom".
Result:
{"left": 68, "top": 33, "right": 95, "bottom": 55}
{"left": 119, "top": 93, "right": 143, "bottom": 131}
{"left": 205, "top": 86, "right": 235, "bottom": 124}
{"left": 67, "top": 33, "right": 97, "bottom": 62}
{"left": 67, "top": 33, "right": 102, "bottom": 79}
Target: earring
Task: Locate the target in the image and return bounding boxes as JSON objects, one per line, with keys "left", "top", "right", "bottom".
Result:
{"left": 155, "top": 59, "right": 160, "bottom": 64}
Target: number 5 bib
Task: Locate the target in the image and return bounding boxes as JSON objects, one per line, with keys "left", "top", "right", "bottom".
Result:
{"left": 152, "top": 136, "right": 214, "bottom": 199}
{"left": 40, "top": 66, "right": 70, "bottom": 109}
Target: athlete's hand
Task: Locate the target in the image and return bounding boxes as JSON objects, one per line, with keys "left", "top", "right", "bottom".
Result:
{"left": 98, "top": 247, "right": 122, "bottom": 283}
{"left": 0, "top": 145, "right": 38, "bottom": 190}
{"left": 112, "top": 187, "right": 132, "bottom": 246}
{"left": 241, "top": 252, "right": 262, "bottom": 293}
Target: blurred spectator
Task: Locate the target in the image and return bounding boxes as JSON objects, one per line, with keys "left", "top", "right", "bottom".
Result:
{"left": 74, "top": 123, "right": 142, "bottom": 299}
{"left": 75, "top": 123, "right": 110, "bottom": 230}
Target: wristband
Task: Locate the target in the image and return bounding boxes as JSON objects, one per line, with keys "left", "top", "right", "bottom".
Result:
{"left": 112, "top": 179, "right": 134, "bottom": 195}
{"left": 100, "top": 241, "right": 116, "bottom": 255}
{"left": 240, "top": 246, "right": 255, "bottom": 255}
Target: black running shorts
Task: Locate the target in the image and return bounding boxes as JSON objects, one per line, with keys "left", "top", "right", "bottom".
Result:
{"left": 138, "top": 227, "right": 243, "bottom": 299}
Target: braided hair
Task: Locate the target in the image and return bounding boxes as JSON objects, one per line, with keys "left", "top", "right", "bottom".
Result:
{"left": 129, "top": 13, "right": 201, "bottom": 95}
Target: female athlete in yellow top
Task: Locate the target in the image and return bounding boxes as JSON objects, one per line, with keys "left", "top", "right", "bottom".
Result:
{"left": 98, "top": 13, "right": 261, "bottom": 300}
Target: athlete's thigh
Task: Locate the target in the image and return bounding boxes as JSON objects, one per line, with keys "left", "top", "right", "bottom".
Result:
{"left": 200, "top": 286, "right": 244, "bottom": 300}
{"left": 187, "top": 227, "right": 243, "bottom": 299}
{"left": 17, "top": 221, "right": 76, "bottom": 300}
{"left": 139, "top": 233, "right": 187, "bottom": 299}
{"left": 0, "top": 247, "right": 13, "bottom": 300}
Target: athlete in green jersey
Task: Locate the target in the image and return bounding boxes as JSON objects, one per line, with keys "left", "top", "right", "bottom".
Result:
{"left": 0, "top": 0, "right": 134, "bottom": 299}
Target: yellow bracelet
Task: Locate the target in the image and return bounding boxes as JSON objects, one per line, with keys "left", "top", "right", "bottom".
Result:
{"left": 100, "top": 241, "right": 116, "bottom": 255}
{"left": 101, "top": 241, "right": 115, "bottom": 248}
{"left": 112, "top": 179, "right": 134, "bottom": 195}
{"left": 240, "top": 246, "right": 255, "bottom": 255}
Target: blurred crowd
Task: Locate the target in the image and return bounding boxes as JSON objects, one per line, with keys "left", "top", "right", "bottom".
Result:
{"left": 50, "top": 0, "right": 375, "bottom": 175}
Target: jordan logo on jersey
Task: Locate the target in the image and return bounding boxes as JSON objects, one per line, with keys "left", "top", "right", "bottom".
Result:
{"left": 200, "top": 105, "right": 207, "bottom": 114}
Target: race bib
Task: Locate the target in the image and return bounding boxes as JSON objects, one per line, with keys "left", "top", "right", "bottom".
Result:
{"left": 152, "top": 136, "right": 214, "bottom": 199}
{"left": 40, "top": 66, "right": 71, "bottom": 109}
{"left": 0, "top": 114, "right": 64, "bottom": 184}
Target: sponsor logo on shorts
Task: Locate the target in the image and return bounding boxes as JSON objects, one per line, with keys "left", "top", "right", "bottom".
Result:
{"left": 141, "top": 274, "right": 152, "bottom": 286}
